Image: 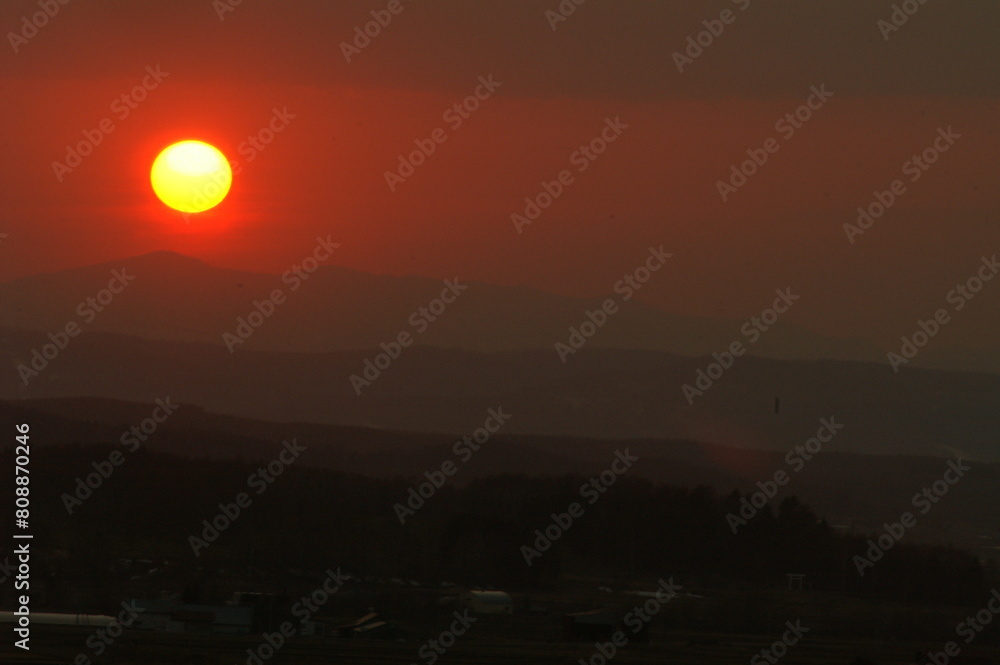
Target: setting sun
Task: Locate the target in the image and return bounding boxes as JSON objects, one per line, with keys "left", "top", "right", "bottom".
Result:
{"left": 150, "top": 140, "right": 232, "bottom": 213}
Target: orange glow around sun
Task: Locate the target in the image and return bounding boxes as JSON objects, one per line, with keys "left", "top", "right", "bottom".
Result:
{"left": 151, "top": 140, "right": 232, "bottom": 213}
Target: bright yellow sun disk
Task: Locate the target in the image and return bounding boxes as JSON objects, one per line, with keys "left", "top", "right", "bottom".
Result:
{"left": 151, "top": 140, "right": 232, "bottom": 213}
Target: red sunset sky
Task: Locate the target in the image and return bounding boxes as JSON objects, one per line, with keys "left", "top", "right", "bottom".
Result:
{"left": 1, "top": 0, "right": 997, "bottom": 348}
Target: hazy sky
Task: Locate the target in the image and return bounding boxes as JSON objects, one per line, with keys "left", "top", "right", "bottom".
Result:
{"left": 1, "top": 0, "right": 997, "bottom": 347}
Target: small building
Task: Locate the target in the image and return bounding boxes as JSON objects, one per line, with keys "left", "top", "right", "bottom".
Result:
{"left": 459, "top": 590, "right": 514, "bottom": 615}
{"left": 132, "top": 599, "right": 254, "bottom": 634}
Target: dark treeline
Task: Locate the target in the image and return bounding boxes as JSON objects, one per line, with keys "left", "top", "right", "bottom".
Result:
{"left": 1, "top": 445, "right": 990, "bottom": 611}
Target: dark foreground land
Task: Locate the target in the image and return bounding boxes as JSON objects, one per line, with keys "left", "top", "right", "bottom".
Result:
{"left": 8, "top": 582, "right": 1000, "bottom": 665}
{"left": 3, "top": 418, "right": 999, "bottom": 665}
{"left": 10, "top": 624, "right": 1000, "bottom": 665}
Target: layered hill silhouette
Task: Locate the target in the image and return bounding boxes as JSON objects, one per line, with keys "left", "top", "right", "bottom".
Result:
{"left": 0, "top": 249, "right": 949, "bottom": 363}
{"left": 1, "top": 396, "right": 996, "bottom": 555}
{"left": 2, "top": 250, "right": 997, "bottom": 372}
{"left": 0, "top": 251, "right": 996, "bottom": 460}
{"left": 0, "top": 328, "right": 996, "bottom": 461}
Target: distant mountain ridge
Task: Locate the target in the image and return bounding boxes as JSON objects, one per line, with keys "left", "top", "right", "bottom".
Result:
{"left": 0, "top": 327, "right": 996, "bottom": 462}
{"left": 3, "top": 249, "right": 997, "bottom": 374}
{"left": 1, "top": 251, "right": 995, "bottom": 464}
{"left": 0, "top": 249, "right": 972, "bottom": 369}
